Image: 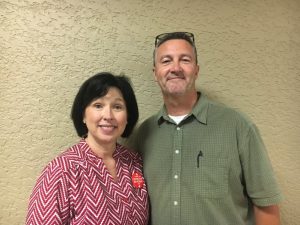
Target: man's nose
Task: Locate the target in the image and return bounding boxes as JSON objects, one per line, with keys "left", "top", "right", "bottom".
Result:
{"left": 170, "top": 61, "right": 182, "bottom": 73}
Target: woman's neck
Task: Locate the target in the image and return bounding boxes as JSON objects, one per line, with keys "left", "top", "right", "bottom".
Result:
{"left": 85, "top": 137, "right": 118, "bottom": 180}
{"left": 85, "top": 137, "right": 116, "bottom": 159}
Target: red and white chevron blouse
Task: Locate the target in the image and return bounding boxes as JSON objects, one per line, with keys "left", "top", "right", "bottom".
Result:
{"left": 26, "top": 139, "right": 149, "bottom": 225}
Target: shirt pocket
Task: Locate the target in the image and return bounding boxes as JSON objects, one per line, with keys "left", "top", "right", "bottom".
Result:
{"left": 193, "top": 157, "right": 228, "bottom": 198}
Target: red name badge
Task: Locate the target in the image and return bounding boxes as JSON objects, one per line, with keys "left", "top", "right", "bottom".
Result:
{"left": 132, "top": 172, "right": 144, "bottom": 188}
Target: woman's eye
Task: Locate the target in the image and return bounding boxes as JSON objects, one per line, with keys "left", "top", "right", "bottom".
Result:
{"left": 114, "top": 104, "right": 124, "bottom": 110}
{"left": 94, "top": 103, "right": 103, "bottom": 109}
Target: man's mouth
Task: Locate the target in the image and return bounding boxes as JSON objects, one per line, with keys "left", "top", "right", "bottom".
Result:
{"left": 167, "top": 74, "right": 185, "bottom": 81}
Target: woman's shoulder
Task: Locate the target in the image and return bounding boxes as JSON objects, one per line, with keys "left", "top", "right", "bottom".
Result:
{"left": 48, "top": 140, "right": 87, "bottom": 171}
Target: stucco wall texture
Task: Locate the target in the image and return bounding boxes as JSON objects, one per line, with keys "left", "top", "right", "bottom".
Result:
{"left": 0, "top": 0, "right": 299, "bottom": 224}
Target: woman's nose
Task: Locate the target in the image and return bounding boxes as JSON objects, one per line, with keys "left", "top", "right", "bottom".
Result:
{"left": 103, "top": 107, "right": 113, "bottom": 119}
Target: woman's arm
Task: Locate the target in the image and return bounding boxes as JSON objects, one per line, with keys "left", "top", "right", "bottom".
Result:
{"left": 26, "top": 163, "right": 70, "bottom": 225}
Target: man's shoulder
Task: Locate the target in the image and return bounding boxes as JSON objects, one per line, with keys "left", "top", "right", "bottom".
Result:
{"left": 139, "top": 112, "right": 160, "bottom": 127}
{"left": 204, "top": 97, "right": 255, "bottom": 127}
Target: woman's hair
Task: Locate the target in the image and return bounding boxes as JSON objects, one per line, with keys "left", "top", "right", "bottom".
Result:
{"left": 71, "top": 72, "right": 139, "bottom": 138}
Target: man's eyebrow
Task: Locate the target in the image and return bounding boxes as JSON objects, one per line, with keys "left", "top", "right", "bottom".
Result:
{"left": 158, "top": 54, "right": 172, "bottom": 61}
{"left": 159, "top": 54, "right": 172, "bottom": 58}
{"left": 180, "top": 54, "right": 193, "bottom": 58}
{"left": 159, "top": 53, "right": 193, "bottom": 59}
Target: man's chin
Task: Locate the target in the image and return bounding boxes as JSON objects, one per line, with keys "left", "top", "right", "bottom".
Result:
{"left": 164, "top": 89, "right": 186, "bottom": 96}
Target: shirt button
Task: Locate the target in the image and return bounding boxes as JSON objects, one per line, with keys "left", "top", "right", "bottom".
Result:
{"left": 175, "top": 150, "right": 180, "bottom": 154}
{"left": 174, "top": 175, "right": 178, "bottom": 179}
{"left": 176, "top": 127, "right": 180, "bottom": 130}
{"left": 174, "top": 201, "right": 178, "bottom": 206}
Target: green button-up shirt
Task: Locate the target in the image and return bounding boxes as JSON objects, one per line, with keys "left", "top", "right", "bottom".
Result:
{"left": 132, "top": 93, "right": 282, "bottom": 225}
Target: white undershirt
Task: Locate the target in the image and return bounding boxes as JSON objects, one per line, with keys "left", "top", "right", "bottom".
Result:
{"left": 168, "top": 114, "right": 188, "bottom": 125}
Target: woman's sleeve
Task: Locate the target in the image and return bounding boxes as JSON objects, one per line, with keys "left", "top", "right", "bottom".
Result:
{"left": 26, "top": 161, "right": 70, "bottom": 225}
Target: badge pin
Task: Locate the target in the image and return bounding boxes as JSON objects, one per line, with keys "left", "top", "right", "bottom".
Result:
{"left": 131, "top": 172, "right": 144, "bottom": 188}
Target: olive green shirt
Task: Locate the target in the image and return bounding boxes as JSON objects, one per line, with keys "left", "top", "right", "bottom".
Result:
{"left": 133, "top": 93, "right": 282, "bottom": 225}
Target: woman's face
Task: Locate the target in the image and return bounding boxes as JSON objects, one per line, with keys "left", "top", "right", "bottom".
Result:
{"left": 83, "top": 87, "right": 127, "bottom": 147}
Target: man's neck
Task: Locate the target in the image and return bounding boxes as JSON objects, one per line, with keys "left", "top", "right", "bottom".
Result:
{"left": 163, "top": 91, "right": 199, "bottom": 116}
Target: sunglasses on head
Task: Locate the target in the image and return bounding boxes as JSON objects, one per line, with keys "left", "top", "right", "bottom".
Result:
{"left": 154, "top": 32, "right": 195, "bottom": 47}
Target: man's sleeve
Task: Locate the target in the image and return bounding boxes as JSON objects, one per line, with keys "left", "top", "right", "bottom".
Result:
{"left": 240, "top": 124, "right": 283, "bottom": 206}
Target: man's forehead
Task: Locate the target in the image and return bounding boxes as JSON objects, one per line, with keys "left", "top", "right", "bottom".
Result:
{"left": 158, "top": 39, "right": 193, "bottom": 48}
{"left": 156, "top": 39, "right": 195, "bottom": 55}
{"left": 158, "top": 39, "right": 193, "bottom": 51}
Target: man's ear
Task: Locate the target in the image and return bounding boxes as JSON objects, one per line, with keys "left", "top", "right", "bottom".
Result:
{"left": 195, "top": 64, "right": 200, "bottom": 78}
{"left": 153, "top": 67, "right": 158, "bottom": 81}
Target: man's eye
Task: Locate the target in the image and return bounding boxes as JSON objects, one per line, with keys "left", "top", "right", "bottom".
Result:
{"left": 182, "top": 58, "right": 191, "bottom": 63}
{"left": 161, "top": 58, "right": 171, "bottom": 64}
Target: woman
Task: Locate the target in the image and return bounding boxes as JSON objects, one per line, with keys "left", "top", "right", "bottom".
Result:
{"left": 26, "top": 72, "right": 149, "bottom": 225}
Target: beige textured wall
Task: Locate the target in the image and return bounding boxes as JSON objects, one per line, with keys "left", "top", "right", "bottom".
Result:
{"left": 0, "top": 0, "right": 299, "bottom": 224}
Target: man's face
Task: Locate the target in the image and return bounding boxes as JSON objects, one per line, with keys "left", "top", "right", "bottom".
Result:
{"left": 153, "top": 39, "right": 199, "bottom": 97}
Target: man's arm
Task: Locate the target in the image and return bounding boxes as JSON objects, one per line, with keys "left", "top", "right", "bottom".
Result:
{"left": 254, "top": 205, "right": 281, "bottom": 225}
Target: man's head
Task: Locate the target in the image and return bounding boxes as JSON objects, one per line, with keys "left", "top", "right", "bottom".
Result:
{"left": 153, "top": 32, "right": 199, "bottom": 97}
{"left": 153, "top": 32, "right": 198, "bottom": 66}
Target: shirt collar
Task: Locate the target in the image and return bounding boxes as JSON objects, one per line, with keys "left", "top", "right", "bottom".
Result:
{"left": 156, "top": 92, "right": 209, "bottom": 125}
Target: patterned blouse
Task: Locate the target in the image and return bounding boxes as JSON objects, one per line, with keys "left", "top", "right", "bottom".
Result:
{"left": 26, "top": 139, "right": 149, "bottom": 225}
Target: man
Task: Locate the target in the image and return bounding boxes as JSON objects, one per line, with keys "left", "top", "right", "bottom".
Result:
{"left": 131, "top": 32, "right": 282, "bottom": 225}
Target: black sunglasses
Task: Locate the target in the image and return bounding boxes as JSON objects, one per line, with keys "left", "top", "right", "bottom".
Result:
{"left": 155, "top": 32, "right": 195, "bottom": 47}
